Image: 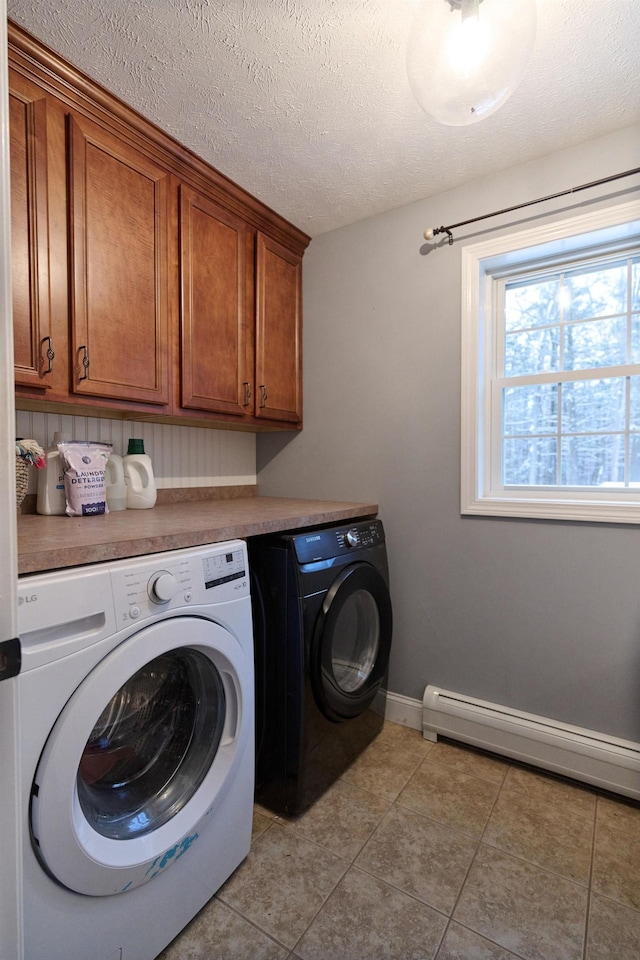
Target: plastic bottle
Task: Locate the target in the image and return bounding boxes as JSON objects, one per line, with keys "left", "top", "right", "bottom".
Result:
{"left": 36, "top": 431, "right": 71, "bottom": 515}
{"left": 123, "top": 439, "right": 157, "bottom": 509}
{"left": 105, "top": 453, "right": 127, "bottom": 511}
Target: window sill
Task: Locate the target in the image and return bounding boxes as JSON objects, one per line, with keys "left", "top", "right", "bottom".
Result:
{"left": 462, "top": 493, "right": 640, "bottom": 524}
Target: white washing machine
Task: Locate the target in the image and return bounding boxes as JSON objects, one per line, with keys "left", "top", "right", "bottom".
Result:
{"left": 16, "top": 541, "right": 254, "bottom": 960}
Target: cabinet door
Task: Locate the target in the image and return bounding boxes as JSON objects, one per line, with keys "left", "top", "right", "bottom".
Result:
{"left": 179, "top": 186, "right": 251, "bottom": 416}
{"left": 255, "top": 233, "right": 302, "bottom": 425}
{"left": 10, "top": 84, "right": 52, "bottom": 390}
{"left": 68, "top": 114, "right": 170, "bottom": 406}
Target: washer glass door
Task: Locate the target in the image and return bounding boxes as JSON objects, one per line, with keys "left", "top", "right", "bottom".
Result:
{"left": 30, "top": 615, "right": 249, "bottom": 896}
{"left": 78, "top": 648, "right": 225, "bottom": 840}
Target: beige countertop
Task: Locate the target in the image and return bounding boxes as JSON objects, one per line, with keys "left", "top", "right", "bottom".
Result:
{"left": 17, "top": 495, "right": 378, "bottom": 575}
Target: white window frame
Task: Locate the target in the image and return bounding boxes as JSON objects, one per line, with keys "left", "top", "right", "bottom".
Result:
{"left": 461, "top": 198, "right": 640, "bottom": 524}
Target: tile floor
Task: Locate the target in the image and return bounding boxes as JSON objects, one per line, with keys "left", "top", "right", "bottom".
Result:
{"left": 158, "top": 721, "right": 640, "bottom": 960}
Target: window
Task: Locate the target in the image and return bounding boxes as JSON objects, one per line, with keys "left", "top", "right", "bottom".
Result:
{"left": 461, "top": 199, "right": 640, "bottom": 523}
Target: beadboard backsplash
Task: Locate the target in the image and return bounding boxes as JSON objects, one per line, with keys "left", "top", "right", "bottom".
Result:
{"left": 16, "top": 411, "right": 256, "bottom": 493}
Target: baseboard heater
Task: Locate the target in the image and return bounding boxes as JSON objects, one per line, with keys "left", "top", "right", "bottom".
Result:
{"left": 423, "top": 685, "right": 640, "bottom": 801}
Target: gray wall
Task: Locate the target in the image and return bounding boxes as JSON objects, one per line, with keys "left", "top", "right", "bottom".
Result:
{"left": 257, "top": 124, "right": 640, "bottom": 743}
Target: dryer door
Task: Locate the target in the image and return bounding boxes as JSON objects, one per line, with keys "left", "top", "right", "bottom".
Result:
{"left": 310, "top": 562, "right": 392, "bottom": 721}
{"left": 30, "top": 616, "right": 250, "bottom": 896}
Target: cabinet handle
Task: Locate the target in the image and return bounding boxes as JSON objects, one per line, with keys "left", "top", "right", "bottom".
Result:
{"left": 243, "top": 381, "right": 252, "bottom": 406}
{"left": 259, "top": 384, "right": 268, "bottom": 408}
{"left": 77, "top": 345, "right": 90, "bottom": 382}
{"left": 40, "top": 336, "right": 55, "bottom": 375}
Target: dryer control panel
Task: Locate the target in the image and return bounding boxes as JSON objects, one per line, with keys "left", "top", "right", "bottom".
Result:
{"left": 292, "top": 519, "right": 384, "bottom": 564}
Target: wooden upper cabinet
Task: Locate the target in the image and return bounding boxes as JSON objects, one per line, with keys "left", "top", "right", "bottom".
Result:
{"left": 10, "top": 82, "right": 52, "bottom": 390}
{"left": 9, "top": 22, "right": 309, "bottom": 429}
{"left": 255, "top": 233, "right": 302, "bottom": 424}
{"left": 179, "top": 185, "right": 252, "bottom": 417}
{"left": 68, "top": 114, "right": 170, "bottom": 406}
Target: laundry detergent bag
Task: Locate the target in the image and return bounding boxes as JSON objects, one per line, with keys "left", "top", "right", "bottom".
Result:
{"left": 57, "top": 441, "right": 112, "bottom": 516}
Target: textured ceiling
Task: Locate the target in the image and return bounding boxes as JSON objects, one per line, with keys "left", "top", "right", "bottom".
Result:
{"left": 7, "top": 0, "right": 640, "bottom": 236}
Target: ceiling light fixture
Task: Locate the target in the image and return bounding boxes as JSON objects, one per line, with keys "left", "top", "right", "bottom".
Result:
{"left": 407, "top": 0, "right": 537, "bottom": 126}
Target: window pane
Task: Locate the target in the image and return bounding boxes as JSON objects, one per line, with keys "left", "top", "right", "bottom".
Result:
{"left": 561, "top": 377, "right": 626, "bottom": 434}
{"left": 503, "top": 437, "right": 557, "bottom": 485}
{"left": 561, "top": 435, "right": 625, "bottom": 486}
{"left": 505, "top": 277, "right": 560, "bottom": 332}
{"left": 630, "top": 435, "right": 640, "bottom": 483}
{"left": 632, "top": 258, "right": 640, "bottom": 311}
{"left": 631, "top": 376, "right": 640, "bottom": 430}
{"left": 632, "top": 316, "right": 640, "bottom": 363}
{"left": 562, "top": 316, "right": 627, "bottom": 370}
{"left": 564, "top": 261, "right": 627, "bottom": 320}
{"left": 504, "top": 327, "right": 559, "bottom": 376}
{"left": 503, "top": 384, "right": 557, "bottom": 436}
{"left": 469, "top": 213, "right": 640, "bottom": 516}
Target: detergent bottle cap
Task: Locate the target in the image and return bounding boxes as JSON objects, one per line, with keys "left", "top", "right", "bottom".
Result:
{"left": 127, "top": 438, "right": 145, "bottom": 455}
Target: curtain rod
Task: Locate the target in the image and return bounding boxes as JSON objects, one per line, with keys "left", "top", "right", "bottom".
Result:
{"left": 423, "top": 166, "right": 640, "bottom": 245}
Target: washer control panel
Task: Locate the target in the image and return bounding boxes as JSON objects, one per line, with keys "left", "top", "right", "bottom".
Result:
{"left": 110, "top": 541, "right": 248, "bottom": 625}
{"left": 202, "top": 547, "right": 246, "bottom": 590}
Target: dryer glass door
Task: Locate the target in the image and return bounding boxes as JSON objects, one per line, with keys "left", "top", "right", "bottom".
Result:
{"left": 330, "top": 588, "right": 380, "bottom": 693}
{"left": 78, "top": 648, "right": 225, "bottom": 839}
{"left": 312, "top": 563, "right": 392, "bottom": 721}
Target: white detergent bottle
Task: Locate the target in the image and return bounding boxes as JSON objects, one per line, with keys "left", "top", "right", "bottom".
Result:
{"left": 123, "top": 439, "right": 157, "bottom": 509}
{"left": 105, "top": 453, "right": 127, "bottom": 511}
{"left": 36, "top": 431, "right": 70, "bottom": 515}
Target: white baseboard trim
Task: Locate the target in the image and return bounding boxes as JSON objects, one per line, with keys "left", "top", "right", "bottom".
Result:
{"left": 374, "top": 689, "right": 423, "bottom": 730}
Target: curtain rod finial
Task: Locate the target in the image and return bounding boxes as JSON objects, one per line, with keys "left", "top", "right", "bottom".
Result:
{"left": 424, "top": 226, "right": 454, "bottom": 244}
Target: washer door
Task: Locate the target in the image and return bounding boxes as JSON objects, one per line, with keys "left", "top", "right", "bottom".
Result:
{"left": 311, "top": 563, "right": 392, "bottom": 721}
{"left": 30, "top": 616, "right": 249, "bottom": 896}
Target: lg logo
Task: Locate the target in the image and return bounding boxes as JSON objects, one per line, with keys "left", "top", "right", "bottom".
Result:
{"left": 18, "top": 594, "right": 38, "bottom": 606}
